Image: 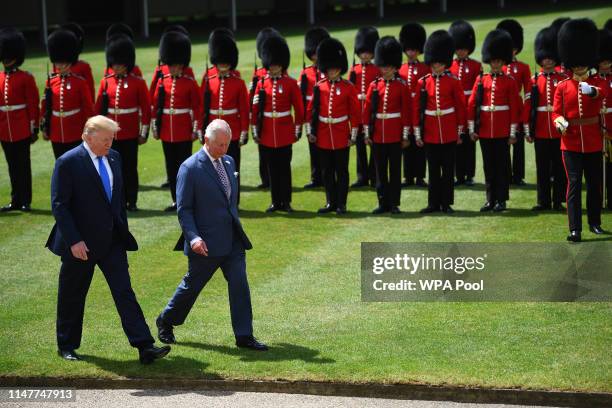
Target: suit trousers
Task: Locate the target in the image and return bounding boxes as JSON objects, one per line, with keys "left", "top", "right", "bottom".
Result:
{"left": 227, "top": 140, "right": 241, "bottom": 205}
{"left": 52, "top": 141, "right": 82, "bottom": 160}
{"left": 162, "top": 141, "right": 193, "bottom": 203}
{"left": 1, "top": 138, "right": 32, "bottom": 206}
{"left": 161, "top": 236, "right": 253, "bottom": 337}
{"left": 260, "top": 144, "right": 292, "bottom": 207}
{"left": 562, "top": 150, "right": 602, "bottom": 232}
{"left": 480, "top": 138, "right": 510, "bottom": 204}
{"left": 372, "top": 142, "right": 402, "bottom": 208}
{"left": 318, "top": 147, "right": 349, "bottom": 207}
{"left": 426, "top": 142, "right": 455, "bottom": 208}
{"left": 56, "top": 241, "right": 154, "bottom": 351}
{"left": 403, "top": 134, "right": 427, "bottom": 181}
{"left": 534, "top": 138, "right": 565, "bottom": 207}
{"left": 112, "top": 138, "right": 139, "bottom": 206}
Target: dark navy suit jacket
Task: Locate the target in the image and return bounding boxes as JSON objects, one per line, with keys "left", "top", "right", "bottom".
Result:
{"left": 174, "top": 148, "right": 252, "bottom": 256}
{"left": 46, "top": 144, "right": 137, "bottom": 259}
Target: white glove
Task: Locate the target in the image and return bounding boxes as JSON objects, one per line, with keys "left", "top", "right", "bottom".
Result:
{"left": 251, "top": 125, "right": 260, "bottom": 143}
{"left": 579, "top": 82, "right": 594, "bottom": 96}
{"left": 350, "top": 127, "right": 358, "bottom": 145}
{"left": 555, "top": 117, "right": 569, "bottom": 134}
{"left": 295, "top": 125, "right": 302, "bottom": 140}
{"left": 239, "top": 131, "right": 248, "bottom": 146}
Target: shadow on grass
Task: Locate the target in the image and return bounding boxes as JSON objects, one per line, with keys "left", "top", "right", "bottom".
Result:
{"left": 180, "top": 341, "right": 335, "bottom": 364}
{"left": 140, "top": 184, "right": 170, "bottom": 192}
{"left": 130, "top": 389, "right": 235, "bottom": 397}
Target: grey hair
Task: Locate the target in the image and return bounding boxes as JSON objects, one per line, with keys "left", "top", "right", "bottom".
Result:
{"left": 205, "top": 119, "right": 232, "bottom": 141}
{"left": 82, "top": 115, "right": 120, "bottom": 138}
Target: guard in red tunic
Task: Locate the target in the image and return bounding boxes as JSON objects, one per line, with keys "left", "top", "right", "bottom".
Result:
{"left": 250, "top": 27, "right": 282, "bottom": 189}
{"left": 553, "top": 19, "right": 607, "bottom": 241}
{"left": 202, "top": 33, "right": 249, "bottom": 205}
{"left": 363, "top": 36, "right": 411, "bottom": 214}
{"left": 202, "top": 28, "right": 242, "bottom": 80}
{"left": 307, "top": 38, "right": 360, "bottom": 214}
{"left": 57, "top": 23, "right": 95, "bottom": 101}
{"left": 523, "top": 27, "right": 568, "bottom": 212}
{"left": 449, "top": 20, "right": 481, "bottom": 187}
{"left": 413, "top": 30, "right": 466, "bottom": 214}
{"left": 299, "top": 26, "right": 329, "bottom": 189}
{"left": 498, "top": 19, "right": 531, "bottom": 186}
{"left": 596, "top": 28, "right": 612, "bottom": 210}
{"left": 468, "top": 29, "right": 521, "bottom": 213}
{"left": 251, "top": 36, "right": 304, "bottom": 213}
{"left": 42, "top": 29, "right": 95, "bottom": 160}
{"left": 348, "top": 26, "right": 380, "bottom": 188}
{"left": 0, "top": 28, "right": 39, "bottom": 212}
{"left": 103, "top": 23, "right": 143, "bottom": 78}
{"left": 399, "top": 22, "right": 430, "bottom": 188}
{"left": 151, "top": 31, "right": 201, "bottom": 212}
{"left": 550, "top": 18, "right": 573, "bottom": 77}
{"left": 95, "top": 34, "right": 150, "bottom": 212}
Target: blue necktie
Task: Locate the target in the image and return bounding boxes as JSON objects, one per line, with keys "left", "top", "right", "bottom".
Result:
{"left": 97, "top": 156, "right": 112, "bottom": 202}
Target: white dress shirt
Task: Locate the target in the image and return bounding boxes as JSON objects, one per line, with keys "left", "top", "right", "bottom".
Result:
{"left": 83, "top": 141, "right": 114, "bottom": 191}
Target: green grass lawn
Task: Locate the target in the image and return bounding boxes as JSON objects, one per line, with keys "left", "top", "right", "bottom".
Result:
{"left": 1, "top": 6, "right": 611, "bottom": 392}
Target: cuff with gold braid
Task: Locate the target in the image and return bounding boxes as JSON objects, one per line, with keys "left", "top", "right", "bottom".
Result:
{"left": 468, "top": 120, "right": 475, "bottom": 135}
{"left": 402, "top": 126, "right": 410, "bottom": 141}
{"left": 351, "top": 127, "right": 358, "bottom": 143}
{"left": 140, "top": 125, "right": 150, "bottom": 139}
{"left": 510, "top": 123, "right": 517, "bottom": 139}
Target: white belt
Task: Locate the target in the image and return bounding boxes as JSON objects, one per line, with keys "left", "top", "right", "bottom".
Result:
{"left": 411, "top": 92, "right": 416, "bottom": 98}
{"left": 376, "top": 112, "right": 401, "bottom": 119}
{"left": 464, "top": 90, "right": 473, "bottom": 96}
{"left": 358, "top": 94, "right": 366, "bottom": 101}
{"left": 603, "top": 107, "right": 612, "bottom": 114}
{"left": 52, "top": 109, "right": 80, "bottom": 117}
{"left": 210, "top": 108, "right": 238, "bottom": 115}
{"left": 263, "top": 111, "right": 291, "bottom": 118}
{"left": 305, "top": 95, "right": 313, "bottom": 101}
{"left": 536, "top": 105, "right": 554, "bottom": 112}
{"left": 108, "top": 107, "right": 139, "bottom": 115}
{"left": 319, "top": 115, "right": 348, "bottom": 124}
{"left": 163, "top": 108, "right": 191, "bottom": 115}
{"left": 425, "top": 107, "right": 455, "bottom": 116}
{"left": 0, "top": 104, "right": 26, "bottom": 112}
{"left": 481, "top": 105, "right": 509, "bottom": 112}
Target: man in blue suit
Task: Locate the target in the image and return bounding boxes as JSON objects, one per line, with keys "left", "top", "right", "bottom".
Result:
{"left": 46, "top": 115, "right": 171, "bottom": 364}
{"left": 157, "top": 119, "right": 268, "bottom": 351}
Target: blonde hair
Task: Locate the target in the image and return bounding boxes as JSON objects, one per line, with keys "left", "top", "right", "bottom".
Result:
{"left": 82, "top": 115, "right": 120, "bottom": 139}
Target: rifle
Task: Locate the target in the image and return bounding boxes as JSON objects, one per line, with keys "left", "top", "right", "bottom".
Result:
{"left": 249, "top": 52, "right": 258, "bottom": 109}
{"left": 42, "top": 62, "right": 53, "bottom": 136}
{"left": 309, "top": 83, "right": 320, "bottom": 139}
{"left": 528, "top": 69, "right": 539, "bottom": 138}
{"left": 256, "top": 76, "right": 266, "bottom": 138}
{"left": 368, "top": 82, "right": 379, "bottom": 136}
{"left": 202, "top": 60, "right": 211, "bottom": 131}
{"left": 100, "top": 68, "right": 109, "bottom": 116}
{"left": 349, "top": 55, "right": 356, "bottom": 85}
{"left": 155, "top": 62, "right": 165, "bottom": 135}
{"left": 473, "top": 70, "right": 484, "bottom": 134}
{"left": 300, "top": 52, "right": 308, "bottom": 119}
{"left": 419, "top": 82, "right": 428, "bottom": 138}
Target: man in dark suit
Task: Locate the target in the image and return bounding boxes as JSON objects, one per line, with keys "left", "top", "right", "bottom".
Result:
{"left": 156, "top": 119, "right": 267, "bottom": 351}
{"left": 46, "top": 115, "right": 171, "bottom": 364}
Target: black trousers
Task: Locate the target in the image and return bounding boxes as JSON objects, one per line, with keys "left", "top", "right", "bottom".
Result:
{"left": 480, "top": 138, "right": 511, "bottom": 204}
{"left": 162, "top": 140, "right": 193, "bottom": 203}
{"left": 308, "top": 140, "right": 322, "bottom": 185}
{"left": 319, "top": 147, "right": 350, "bottom": 207}
{"left": 56, "top": 241, "right": 154, "bottom": 351}
{"left": 227, "top": 140, "right": 241, "bottom": 205}
{"left": 372, "top": 142, "right": 402, "bottom": 208}
{"left": 355, "top": 132, "right": 376, "bottom": 184}
{"left": 403, "top": 134, "right": 426, "bottom": 181}
{"left": 455, "top": 135, "right": 476, "bottom": 181}
{"left": 607, "top": 159, "right": 612, "bottom": 209}
{"left": 261, "top": 144, "right": 292, "bottom": 207}
{"left": 258, "top": 144, "right": 269, "bottom": 187}
{"left": 1, "top": 139, "right": 32, "bottom": 206}
{"left": 426, "top": 142, "right": 456, "bottom": 208}
{"left": 534, "top": 138, "right": 565, "bottom": 207}
{"left": 52, "top": 141, "right": 81, "bottom": 160}
{"left": 112, "top": 139, "right": 139, "bottom": 207}
{"left": 562, "top": 150, "right": 602, "bottom": 232}
{"left": 511, "top": 132, "right": 525, "bottom": 182}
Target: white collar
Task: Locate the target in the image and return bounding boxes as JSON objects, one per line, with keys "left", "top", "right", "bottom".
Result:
{"left": 83, "top": 141, "right": 100, "bottom": 161}
{"left": 203, "top": 145, "right": 221, "bottom": 163}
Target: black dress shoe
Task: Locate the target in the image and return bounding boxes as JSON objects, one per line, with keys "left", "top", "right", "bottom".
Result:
{"left": 236, "top": 336, "right": 268, "bottom": 351}
{"left": 390, "top": 206, "right": 401, "bottom": 214}
{"left": 513, "top": 179, "right": 526, "bottom": 186}
{"left": 415, "top": 178, "right": 428, "bottom": 187}
{"left": 139, "top": 345, "right": 171, "bottom": 364}
{"left": 493, "top": 201, "right": 506, "bottom": 212}
{"left": 420, "top": 206, "right": 439, "bottom": 214}
{"left": 532, "top": 204, "right": 551, "bottom": 211}
{"left": 164, "top": 203, "right": 177, "bottom": 212}
{"left": 401, "top": 179, "right": 414, "bottom": 187}
{"left": 160, "top": 181, "right": 170, "bottom": 189}
{"left": 553, "top": 203, "right": 566, "bottom": 211}
{"left": 126, "top": 203, "right": 139, "bottom": 212}
{"left": 58, "top": 349, "right": 81, "bottom": 361}
{"left": 589, "top": 225, "right": 605, "bottom": 235}
{"left": 20, "top": 204, "right": 31, "bottom": 212}
{"left": 454, "top": 179, "right": 465, "bottom": 186}
{"left": 1, "top": 203, "right": 19, "bottom": 212}
{"left": 372, "top": 206, "right": 388, "bottom": 214}
{"left": 282, "top": 204, "right": 294, "bottom": 213}
{"left": 317, "top": 204, "right": 335, "bottom": 214}
{"left": 265, "top": 204, "right": 279, "bottom": 213}
{"left": 303, "top": 181, "right": 321, "bottom": 189}
{"left": 156, "top": 315, "right": 176, "bottom": 344}
{"left": 480, "top": 202, "right": 494, "bottom": 212}
{"left": 257, "top": 183, "right": 270, "bottom": 189}
{"left": 464, "top": 178, "right": 475, "bottom": 187}
{"left": 351, "top": 180, "right": 368, "bottom": 188}
{"left": 336, "top": 205, "right": 347, "bottom": 214}
{"left": 442, "top": 206, "right": 455, "bottom": 214}
{"left": 567, "top": 230, "right": 581, "bottom": 242}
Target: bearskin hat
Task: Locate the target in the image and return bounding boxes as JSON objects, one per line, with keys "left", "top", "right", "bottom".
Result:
{"left": 316, "top": 37, "right": 348, "bottom": 75}
{"left": 399, "top": 22, "right": 426, "bottom": 53}
{"left": 305, "top": 26, "right": 330, "bottom": 60}
{"left": 0, "top": 28, "right": 26, "bottom": 67}
{"left": 354, "top": 26, "right": 379, "bottom": 55}
{"left": 162, "top": 24, "right": 189, "bottom": 36}
{"left": 424, "top": 30, "right": 454, "bottom": 67}
{"left": 261, "top": 35, "right": 290, "bottom": 71}
{"left": 497, "top": 19, "right": 523, "bottom": 53}
{"left": 449, "top": 20, "right": 476, "bottom": 54}
{"left": 209, "top": 33, "right": 238, "bottom": 70}
{"left": 159, "top": 31, "right": 191, "bottom": 66}
{"left": 47, "top": 29, "right": 79, "bottom": 64}
{"left": 256, "top": 27, "right": 280, "bottom": 59}
{"left": 534, "top": 27, "right": 559, "bottom": 65}
{"left": 61, "top": 22, "right": 84, "bottom": 54}
{"left": 374, "top": 36, "right": 402, "bottom": 69}
{"left": 598, "top": 29, "right": 612, "bottom": 63}
{"left": 558, "top": 18, "right": 599, "bottom": 69}
{"left": 482, "top": 29, "right": 513, "bottom": 65}
{"left": 106, "top": 23, "right": 134, "bottom": 42}
{"left": 106, "top": 34, "right": 135, "bottom": 72}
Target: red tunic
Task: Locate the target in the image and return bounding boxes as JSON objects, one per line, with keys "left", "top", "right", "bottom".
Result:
{"left": 105, "top": 65, "right": 143, "bottom": 79}
{"left": 412, "top": 72, "right": 466, "bottom": 144}
{"left": 0, "top": 68, "right": 40, "bottom": 143}
{"left": 200, "top": 72, "right": 249, "bottom": 142}
{"left": 595, "top": 73, "right": 612, "bottom": 140}
{"left": 298, "top": 64, "right": 326, "bottom": 104}
{"left": 149, "top": 65, "right": 196, "bottom": 100}
{"left": 467, "top": 72, "right": 521, "bottom": 139}
{"left": 203, "top": 66, "right": 241, "bottom": 81}
{"left": 449, "top": 58, "right": 482, "bottom": 103}
{"left": 348, "top": 63, "right": 381, "bottom": 117}
{"left": 40, "top": 73, "right": 94, "bottom": 144}
{"left": 249, "top": 67, "right": 268, "bottom": 107}
{"left": 54, "top": 61, "right": 95, "bottom": 101}
{"left": 251, "top": 74, "right": 304, "bottom": 148}
{"left": 95, "top": 73, "right": 151, "bottom": 140}
{"left": 362, "top": 76, "right": 411, "bottom": 144}
{"left": 306, "top": 78, "right": 360, "bottom": 150}
{"left": 399, "top": 60, "right": 430, "bottom": 99}
{"left": 151, "top": 73, "right": 201, "bottom": 143}
{"left": 522, "top": 71, "right": 567, "bottom": 139}
{"left": 552, "top": 75, "right": 605, "bottom": 153}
